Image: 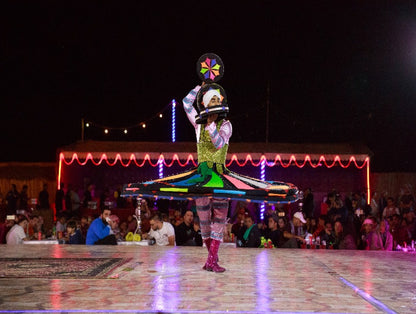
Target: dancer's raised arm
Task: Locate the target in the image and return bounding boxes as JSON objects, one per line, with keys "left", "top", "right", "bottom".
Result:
{"left": 182, "top": 85, "right": 201, "bottom": 129}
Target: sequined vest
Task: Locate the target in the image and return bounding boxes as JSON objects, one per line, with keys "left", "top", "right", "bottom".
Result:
{"left": 197, "top": 120, "right": 229, "bottom": 166}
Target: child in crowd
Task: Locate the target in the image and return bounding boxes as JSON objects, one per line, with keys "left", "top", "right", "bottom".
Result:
{"left": 66, "top": 220, "right": 84, "bottom": 244}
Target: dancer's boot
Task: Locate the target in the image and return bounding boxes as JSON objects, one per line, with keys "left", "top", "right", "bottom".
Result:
{"left": 205, "top": 239, "right": 226, "bottom": 272}
{"left": 202, "top": 238, "right": 212, "bottom": 270}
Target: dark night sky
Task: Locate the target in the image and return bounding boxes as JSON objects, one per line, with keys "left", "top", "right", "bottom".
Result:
{"left": 2, "top": 1, "right": 416, "bottom": 172}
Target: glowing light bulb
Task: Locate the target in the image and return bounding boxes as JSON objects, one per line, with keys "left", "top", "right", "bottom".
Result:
{"left": 142, "top": 123, "right": 146, "bottom": 128}
{"left": 104, "top": 129, "right": 109, "bottom": 134}
{"left": 159, "top": 113, "right": 163, "bottom": 118}
{"left": 85, "top": 123, "right": 90, "bottom": 127}
{"left": 124, "top": 129, "right": 128, "bottom": 134}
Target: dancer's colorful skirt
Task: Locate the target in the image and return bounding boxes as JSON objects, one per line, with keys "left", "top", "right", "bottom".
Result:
{"left": 122, "top": 162, "right": 299, "bottom": 204}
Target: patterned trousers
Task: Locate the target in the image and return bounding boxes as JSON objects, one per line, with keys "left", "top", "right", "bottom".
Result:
{"left": 196, "top": 197, "right": 228, "bottom": 242}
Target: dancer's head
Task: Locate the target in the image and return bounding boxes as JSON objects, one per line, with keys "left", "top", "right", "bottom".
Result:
{"left": 196, "top": 83, "right": 229, "bottom": 124}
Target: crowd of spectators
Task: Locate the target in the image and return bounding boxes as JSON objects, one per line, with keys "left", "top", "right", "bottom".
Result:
{"left": 1, "top": 182, "right": 416, "bottom": 251}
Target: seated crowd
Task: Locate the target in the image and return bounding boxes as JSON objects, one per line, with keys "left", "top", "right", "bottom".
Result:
{"left": 1, "top": 183, "right": 416, "bottom": 251}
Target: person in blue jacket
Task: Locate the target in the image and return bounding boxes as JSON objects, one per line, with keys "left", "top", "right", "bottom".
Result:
{"left": 86, "top": 208, "right": 117, "bottom": 245}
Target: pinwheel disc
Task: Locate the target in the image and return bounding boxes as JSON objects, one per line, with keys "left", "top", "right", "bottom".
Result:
{"left": 196, "top": 53, "right": 224, "bottom": 83}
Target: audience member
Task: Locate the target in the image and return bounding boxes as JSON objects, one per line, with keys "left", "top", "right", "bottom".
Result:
{"left": 79, "top": 216, "right": 90, "bottom": 241}
{"left": 351, "top": 198, "right": 364, "bottom": 219}
{"left": 0, "top": 215, "right": 15, "bottom": 244}
{"left": 358, "top": 217, "right": 383, "bottom": 250}
{"left": 320, "top": 220, "right": 336, "bottom": 247}
{"left": 256, "top": 220, "right": 268, "bottom": 238}
{"left": 312, "top": 215, "right": 327, "bottom": 239}
{"left": 99, "top": 186, "right": 112, "bottom": 211}
{"left": 82, "top": 184, "right": 94, "bottom": 208}
{"left": 65, "top": 184, "right": 81, "bottom": 216}
{"left": 281, "top": 211, "right": 307, "bottom": 248}
{"left": 119, "top": 221, "right": 128, "bottom": 240}
{"left": 19, "top": 185, "right": 29, "bottom": 210}
{"left": 55, "top": 183, "right": 65, "bottom": 214}
{"left": 378, "top": 219, "right": 393, "bottom": 251}
{"left": 302, "top": 187, "right": 315, "bottom": 219}
{"left": 399, "top": 184, "right": 414, "bottom": 214}
{"left": 266, "top": 214, "right": 281, "bottom": 248}
{"left": 175, "top": 210, "right": 202, "bottom": 246}
{"left": 390, "top": 213, "right": 410, "bottom": 248}
{"left": 171, "top": 209, "right": 183, "bottom": 228}
{"left": 27, "top": 215, "right": 40, "bottom": 240}
{"left": 306, "top": 217, "right": 317, "bottom": 235}
{"left": 6, "top": 215, "right": 28, "bottom": 244}
{"left": 275, "top": 216, "right": 289, "bottom": 247}
{"left": 38, "top": 183, "right": 54, "bottom": 233}
{"left": 138, "top": 199, "right": 152, "bottom": 234}
{"left": 86, "top": 208, "right": 117, "bottom": 245}
{"left": 328, "top": 197, "right": 348, "bottom": 224}
{"left": 38, "top": 183, "right": 50, "bottom": 209}
{"left": 6, "top": 184, "right": 19, "bottom": 214}
{"left": 143, "top": 214, "right": 175, "bottom": 246}
{"left": 403, "top": 210, "right": 416, "bottom": 241}
{"left": 382, "top": 197, "right": 400, "bottom": 220}
{"left": 231, "top": 207, "right": 246, "bottom": 238}
{"left": 109, "top": 214, "right": 122, "bottom": 241}
{"left": 370, "top": 191, "right": 380, "bottom": 219}
{"left": 56, "top": 214, "right": 67, "bottom": 236}
{"left": 333, "top": 220, "right": 357, "bottom": 250}
{"left": 66, "top": 220, "right": 84, "bottom": 244}
{"left": 237, "top": 213, "right": 261, "bottom": 248}
{"left": 127, "top": 215, "right": 137, "bottom": 233}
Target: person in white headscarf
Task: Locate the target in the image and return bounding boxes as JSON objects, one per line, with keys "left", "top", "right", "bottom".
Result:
{"left": 182, "top": 83, "right": 232, "bottom": 272}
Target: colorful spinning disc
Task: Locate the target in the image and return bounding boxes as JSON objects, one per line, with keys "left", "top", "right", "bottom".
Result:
{"left": 196, "top": 53, "right": 224, "bottom": 83}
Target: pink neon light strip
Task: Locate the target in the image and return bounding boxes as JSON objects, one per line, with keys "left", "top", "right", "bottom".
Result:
{"left": 59, "top": 153, "right": 368, "bottom": 169}
{"left": 57, "top": 153, "right": 370, "bottom": 195}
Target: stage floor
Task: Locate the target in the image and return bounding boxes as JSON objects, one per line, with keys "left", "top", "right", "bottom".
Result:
{"left": 0, "top": 244, "right": 415, "bottom": 314}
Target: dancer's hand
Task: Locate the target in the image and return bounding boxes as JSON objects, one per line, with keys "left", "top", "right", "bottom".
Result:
{"left": 193, "top": 223, "right": 200, "bottom": 232}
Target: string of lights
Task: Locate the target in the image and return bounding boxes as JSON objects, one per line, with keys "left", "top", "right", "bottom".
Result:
{"left": 82, "top": 99, "right": 177, "bottom": 138}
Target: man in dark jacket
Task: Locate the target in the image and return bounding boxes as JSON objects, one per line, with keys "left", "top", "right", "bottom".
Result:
{"left": 175, "top": 210, "right": 203, "bottom": 246}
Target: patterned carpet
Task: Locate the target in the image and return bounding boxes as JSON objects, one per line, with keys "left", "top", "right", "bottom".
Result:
{"left": 0, "top": 258, "right": 131, "bottom": 279}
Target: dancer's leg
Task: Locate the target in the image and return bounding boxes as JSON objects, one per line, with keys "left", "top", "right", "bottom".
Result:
{"left": 196, "top": 197, "right": 212, "bottom": 269}
{"left": 206, "top": 198, "right": 228, "bottom": 272}
{"left": 195, "top": 197, "right": 212, "bottom": 243}
{"left": 210, "top": 198, "right": 228, "bottom": 242}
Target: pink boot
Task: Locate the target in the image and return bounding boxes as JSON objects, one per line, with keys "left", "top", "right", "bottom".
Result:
{"left": 202, "top": 238, "right": 212, "bottom": 270}
{"left": 205, "top": 239, "right": 226, "bottom": 273}
{"left": 204, "top": 238, "right": 212, "bottom": 252}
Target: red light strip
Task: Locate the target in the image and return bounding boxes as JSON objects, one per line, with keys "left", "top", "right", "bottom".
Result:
{"left": 367, "top": 158, "right": 371, "bottom": 205}
{"left": 57, "top": 152, "right": 370, "bottom": 193}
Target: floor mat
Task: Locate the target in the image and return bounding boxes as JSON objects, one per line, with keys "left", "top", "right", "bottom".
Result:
{"left": 0, "top": 257, "right": 131, "bottom": 279}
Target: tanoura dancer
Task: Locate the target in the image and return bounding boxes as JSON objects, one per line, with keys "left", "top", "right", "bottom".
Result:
{"left": 122, "top": 53, "right": 299, "bottom": 272}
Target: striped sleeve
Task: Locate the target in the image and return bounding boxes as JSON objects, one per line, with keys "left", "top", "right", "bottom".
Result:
{"left": 205, "top": 120, "right": 232, "bottom": 149}
{"left": 182, "top": 85, "right": 201, "bottom": 128}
